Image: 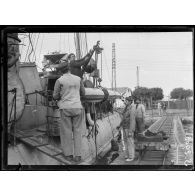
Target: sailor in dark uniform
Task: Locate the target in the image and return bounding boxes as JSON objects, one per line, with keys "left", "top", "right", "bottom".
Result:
{"left": 56, "top": 41, "right": 102, "bottom": 79}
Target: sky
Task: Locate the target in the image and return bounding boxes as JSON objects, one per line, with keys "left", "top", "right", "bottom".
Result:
{"left": 19, "top": 32, "right": 193, "bottom": 96}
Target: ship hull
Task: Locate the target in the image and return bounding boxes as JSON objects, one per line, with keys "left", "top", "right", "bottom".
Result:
{"left": 8, "top": 62, "right": 122, "bottom": 165}
{"left": 8, "top": 112, "right": 121, "bottom": 165}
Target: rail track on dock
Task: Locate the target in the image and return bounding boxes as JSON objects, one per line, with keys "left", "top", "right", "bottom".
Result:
{"left": 136, "top": 114, "right": 174, "bottom": 165}
{"left": 164, "top": 115, "right": 192, "bottom": 166}
{"left": 111, "top": 111, "right": 192, "bottom": 166}
{"left": 136, "top": 112, "right": 192, "bottom": 166}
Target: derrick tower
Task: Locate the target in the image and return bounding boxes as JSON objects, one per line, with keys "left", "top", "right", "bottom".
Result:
{"left": 112, "top": 43, "right": 116, "bottom": 90}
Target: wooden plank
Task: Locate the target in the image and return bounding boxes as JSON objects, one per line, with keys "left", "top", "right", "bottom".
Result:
{"left": 54, "top": 154, "right": 73, "bottom": 165}
{"left": 17, "top": 129, "right": 45, "bottom": 137}
{"left": 17, "top": 135, "right": 73, "bottom": 165}
{"left": 15, "top": 130, "right": 24, "bottom": 135}
{"left": 54, "top": 154, "right": 85, "bottom": 165}
{"left": 20, "top": 137, "right": 47, "bottom": 147}
{"left": 12, "top": 129, "right": 76, "bottom": 165}
{"left": 28, "top": 137, "right": 48, "bottom": 146}
{"left": 45, "top": 144, "right": 62, "bottom": 153}
{"left": 37, "top": 126, "right": 48, "bottom": 132}
{"left": 136, "top": 136, "right": 163, "bottom": 142}
{"left": 37, "top": 145, "right": 62, "bottom": 156}
{"left": 11, "top": 130, "right": 34, "bottom": 138}
{"left": 10, "top": 132, "right": 24, "bottom": 138}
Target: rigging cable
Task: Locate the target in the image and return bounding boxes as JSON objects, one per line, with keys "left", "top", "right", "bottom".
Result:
{"left": 19, "top": 34, "right": 25, "bottom": 60}
{"left": 38, "top": 33, "right": 45, "bottom": 63}
{"left": 79, "top": 33, "right": 82, "bottom": 58}
{"left": 92, "top": 103, "right": 98, "bottom": 160}
{"left": 82, "top": 33, "right": 86, "bottom": 56}
{"left": 67, "top": 33, "right": 70, "bottom": 53}
{"left": 32, "top": 33, "right": 40, "bottom": 62}
{"left": 27, "top": 33, "right": 44, "bottom": 70}
{"left": 85, "top": 33, "right": 88, "bottom": 53}
{"left": 107, "top": 110, "right": 115, "bottom": 139}
{"left": 103, "top": 51, "right": 112, "bottom": 87}
{"left": 79, "top": 33, "right": 84, "bottom": 57}
{"left": 28, "top": 33, "right": 36, "bottom": 61}
{"left": 25, "top": 33, "right": 36, "bottom": 62}
{"left": 59, "top": 33, "right": 61, "bottom": 52}
{"left": 98, "top": 33, "right": 111, "bottom": 84}
{"left": 64, "top": 33, "right": 66, "bottom": 52}
{"left": 74, "top": 33, "right": 77, "bottom": 57}
{"left": 24, "top": 33, "right": 34, "bottom": 62}
{"left": 28, "top": 33, "right": 35, "bottom": 62}
{"left": 101, "top": 51, "right": 102, "bottom": 79}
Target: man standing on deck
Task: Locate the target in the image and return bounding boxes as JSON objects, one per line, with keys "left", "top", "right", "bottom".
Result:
{"left": 53, "top": 63, "right": 86, "bottom": 163}
{"left": 135, "top": 97, "right": 146, "bottom": 135}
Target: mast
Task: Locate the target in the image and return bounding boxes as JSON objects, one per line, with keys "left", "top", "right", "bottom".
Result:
{"left": 75, "top": 33, "right": 81, "bottom": 60}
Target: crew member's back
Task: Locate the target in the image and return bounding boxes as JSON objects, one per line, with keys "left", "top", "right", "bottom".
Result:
{"left": 56, "top": 73, "right": 84, "bottom": 109}
{"left": 53, "top": 66, "right": 85, "bottom": 163}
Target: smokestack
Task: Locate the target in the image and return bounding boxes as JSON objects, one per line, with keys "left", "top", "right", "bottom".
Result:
{"left": 137, "top": 66, "right": 139, "bottom": 88}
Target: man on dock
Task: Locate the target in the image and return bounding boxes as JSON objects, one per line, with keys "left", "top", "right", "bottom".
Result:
{"left": 119, "top": 96, "right": 136, "bottom": 161}
{"left": 53, "top": 63, "right": 86, "bottom": 163}
{"left": 135, "top": 97, "right": 146, "bottom": 135}
{"left": 157, "top": 101, "right": 162, "bottom": 116}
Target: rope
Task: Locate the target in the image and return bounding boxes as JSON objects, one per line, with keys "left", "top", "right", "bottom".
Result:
{"left": 26, "top": 33, "right": 42, "bottom": 71}
{"left": 20, "top": 35, "right": 25, "bottom": 59}
{"left": 103, "top": 51, "right": 112, "bottom": 87}
{"left": 78, "top": 33, "right": 82, "bottom": 59}
{"left": 93, "top": 51, "right": 99, "bottom": 87}
{"left": 8, "top": 89, "right": 16, "bottom": 123}
{"left": 8, "top": 88, "right": 17, "bottom": 145}
{"left": 100, "top": 52, "right": 102, "bottom": 79}
{"left": 29, "top": 33, "right": 36, "bottom": 60}
{"left": 25, "top": 34, "right": 43, "bottom": 69}
{"left": 64, "top": 33, "right": 66, "bottom": 52}
{"left": 85, "top": 33, "right": 88, "bottom": 53}
{"left": 24, "top": 34, "right": 33, "bottom": 62}
{"left": 59, "top": 33, "right": 61, "bottom": 52}
{"left": 32, "top": 33, "right": 40, "bottom": 62}
{"left": 28, "top": 33, "right": 35, "bottom": 62}
{"left": 82, "top": 33, "right": 85, "bottom": 57}
{"left": 38, "top": 34, "right": 45, "bottom": 63}
{"left": 74, "top": 33, "right": 77, "bottom": 56}
{"left": 106, "top": 103, "right": 115, "bottom": 138}
{"left": 68, "top": 33, "right": 70, "bottom": 53}
{"left": 92, "top": 103, "right": 98, "bottom": 159}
